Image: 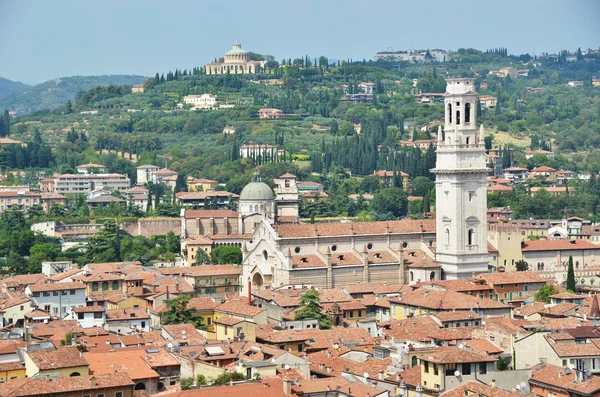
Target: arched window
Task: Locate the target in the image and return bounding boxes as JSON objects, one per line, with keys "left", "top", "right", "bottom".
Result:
{"left": 466, "top": 137, "right": 470, "bottom": 145}
{"left": 92, "top": 282, "right": 99, "bottom": 292}
{"left": 465, "top": 103, "right": 471, "bottom": 123}
{"left": 576, "top": 261, "right": 580, "bottom": 269}
{"left": 102, "top": 282, "right": 108, "bottom": 291}
{"left": 70, "top": 372, "right": 80, "bottom": 377}
{"left": 410, "top": 271, "right": 414, "bottom": 282}
{"left": 445, "top": 229, "right": 450, "bottom": 245}
{"left": 456, "top": 110, "right": 461, "bottom": 125}
{"left": 448, "top": 104, "right": 453, "bottom": 123}
{"left": 112, "top": 281, "right": 119, "bottom": 291}
{"left": 430, "top": 271, "right": 436, "bottom": 281}
{"left": 468, "top": 229, "right": 474, "bottom": 246}
{"left": 412, "top": 356, "right": 418, "bottom": 367}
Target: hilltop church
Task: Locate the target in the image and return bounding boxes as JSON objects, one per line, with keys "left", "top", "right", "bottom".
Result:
{"left": 239, "top": 77, "right": 491, "bottom": 295}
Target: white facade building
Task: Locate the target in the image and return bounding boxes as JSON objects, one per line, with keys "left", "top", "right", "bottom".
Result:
{"left": 25, "top": 282, "right": 86, "bottom": 318}
{"left": 53, "top": 174, "right": 131, "bottom": 194}
{"left": 104, "top": 308, "right": 150, "bottom": 334}
{"left": 433, "top": 78, "right": 489, "bottom": 279}
{"left": 71, "top": 306, "right": 106, "bottom": 328}
{"left": 239, "top": 144, "right": 278, "bottom": 160}
{"left": 183, "top": 94, "right": 217, "bottom": 109}
{"left": 137, "top": 165, "right": 159, "bottom": 185}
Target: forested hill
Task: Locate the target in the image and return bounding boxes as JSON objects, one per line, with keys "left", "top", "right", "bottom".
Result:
{"left": 0, "top": 75, "right": 147, "bottom": 114}
{"left": 0, "top": 77, "right": 29, "bottom": 98}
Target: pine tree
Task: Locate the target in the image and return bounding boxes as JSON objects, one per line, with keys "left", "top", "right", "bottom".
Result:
{"left": 566, "top": 255, "right": 576, "bottom": 292}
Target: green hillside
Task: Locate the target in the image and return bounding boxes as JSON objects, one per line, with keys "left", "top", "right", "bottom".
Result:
{"left": 0, "top": 77, "right": 29, "bottom": 98}
{"left": 0, "top": 75, "right": 147, "bottom": 114}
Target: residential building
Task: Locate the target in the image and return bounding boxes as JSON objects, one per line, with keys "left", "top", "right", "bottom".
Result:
{"left": 104, "top": 308, "right": 150, "bottom": 334}
{"left": 529, "top": 363, "right": 600, "bottom": 397}
{"left": 526, "top": 150, "right": 555, "bottom": 160}
{"left": 22, "top": 346, "right": 90, "bottom": 377}
{"left": 504, "top": 167, "right": 528, "bottom": 183}
{"left": 240, "top": 143, "right": 278, "bottom": 159}
{"left": 187, "top": 178, "right": 219, "bottom": 192}
{"left": 418, "top": 347, "right": 500, "bottom": 393}
{"left": 479, "top": 95, "right": 498, "bottom": 108}
{"left": 71, "top": 306, "right": 106, "bottom": 328}
{"left": 371, "top": 170, "right": 411, "bottom": 187}
{"left": 475, "top": 271, "right": 547, "bottom": 304}
{"left": 132, "top": 83, "right": 145, "bottom": 93}
{"left": 137, "top": 164, "right": 159, "bottom": 185}
{"left": 0, "top": 191, "right": 40, "bottom": 213}
{"left": 258, "top": 108, "right": 284, "bottom": 119}
{"left": 205, "top": 41, "right": 267, "bottom": 75}
{"left": 183, "top": 94, "right": 217, "bottom": 109}
{"left": 175, "top": 190, "right": 238, "bottom": 208}
{"left": 388, "top": 288, "right": 512, "bottom": 319}
{"left": 53, "top": 173, "right": 131, "bottom": 194}
{"left": 25, "top": 282, "right": 86, "bottom": 318}
{"left": 76, "top": 163, "right": 108, "bottom": 174}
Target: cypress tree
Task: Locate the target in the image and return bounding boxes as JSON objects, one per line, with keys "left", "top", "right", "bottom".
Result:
{"left": 566, "top": 255, "right": 576, "bottom": 292}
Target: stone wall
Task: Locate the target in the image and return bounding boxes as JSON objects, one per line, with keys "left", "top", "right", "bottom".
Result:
{"left": 122, "top": 218, "right": 181, "bottom": 238}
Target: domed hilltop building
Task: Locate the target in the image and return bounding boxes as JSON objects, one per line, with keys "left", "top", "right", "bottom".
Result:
{"left": 205, "top": 41, "right": 267, "bottom": 75}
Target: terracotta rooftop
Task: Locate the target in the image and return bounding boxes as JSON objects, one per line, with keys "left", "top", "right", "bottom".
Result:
{"left": 258, "top": 327, "right": 375, "bottom": 350}
{"left": 420, "top": 346, "right": 497, "bottom": 364}
{"left": 160, "top": 378, "right": 296, "bottom": 397}
{"left": 522, "top": 240, "right": 600, "bottom": 251}
{"left": 84, "top": 349, "right": 161, "bottom": 380}
{"left": 159, "top": 264, "right": 242, "bottom": 277}
{"left": 2, "top": 273, "right": 46, "bottom": 287}
{"left": 28, "top": 281, "right": 86, "bottom": 292}
{"left": 214, "top": 316, "right": 245, "bottom": 326}
{"left": 30, "top": 320, "right": 84, "bottom": 341}
{"left": 476, "top": 271, "right": 546, "bottom": 285}
{"left": 530, "top": 363, "right": 600, "bottom": 395}
{"left": 464, "top": 338, "right": 504, "bottom": 355}
{"left": 545, "top": 335, "right": 600, "bottom": 357}
{"left": 26, "top": 346, "right": 88, "bottom": 370}
{"left": 49, "top": 268, "right": 83, "bottom": 281}
{"left": 441, "top": 381, "right": 518, "bottom": 397}
{"left": 73, "top": 305, "right": 106, "bottom": 313}
{"left": 0, "top": 373, "right": 133, "bottom": 397}
{"left": 389, "top": 288, "right": 510, "bottom": 310}
{"left": 276, "top": 219, "right": 435, "bottom": 238}
{"left": 215, "top": 300, "right": 265, "bottom": 317}
{"left": 435, "top": 310, "right": 481, "bottom": 322}
{"left": 183, "top": 209, "right": 237, "bottom": 219}
{"left": 105, "top": 308, "right": 149, "bottom": 321}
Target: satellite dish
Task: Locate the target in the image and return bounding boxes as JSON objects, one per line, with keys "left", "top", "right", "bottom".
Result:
{"left": 167, "top": 343, "right": 174, "bottom": 349}
{"left": 586, "top": 370, "right": 592, "bottom": 377}
{"left": 363, "top": 372, "right": 369, "bottom": 379}
{"left": 285, "top": 364, "right": 290, "bottom": 370}
{"left": 524, "top": 315, "right": 528, "bottom": 320}
{"left": 482, "top": 321, "right": 486, "bottom": 326}
{"left": 520, "top": 382, "right": 527, "bottom": 389}
{"left": 181, "top": 330, "right": 186, "bottom": 335}
{"left": 516, "top": 385, "right": 521, "bottom": 390}
{"left": 454, "top": 370, "right": 461, "bottom": 377}
{"left": 458, "top": 344, "right": 465, "bottom": 349}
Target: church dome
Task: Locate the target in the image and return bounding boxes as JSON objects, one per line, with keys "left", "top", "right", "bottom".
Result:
{"left": 240, "top": 172, "right": 274, "bottom": 201}
{"left": 225, "top": 41, "right": 249, "bottom": 55}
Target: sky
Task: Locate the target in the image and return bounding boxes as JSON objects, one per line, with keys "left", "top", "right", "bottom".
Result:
{"left": 0, "top": 0, "right": 598, "bottom": 85}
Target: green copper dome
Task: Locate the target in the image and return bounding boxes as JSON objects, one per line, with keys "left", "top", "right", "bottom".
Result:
{"left": 225, "top": 41, "right": 249, "bottom": 55}
{"left": 239, "top": 172, "right": 274, "bottom": 201}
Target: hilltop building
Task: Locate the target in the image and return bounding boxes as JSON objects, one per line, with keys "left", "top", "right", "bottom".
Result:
{"left": 205, "top": 41, "right": 266, "bottom": 75}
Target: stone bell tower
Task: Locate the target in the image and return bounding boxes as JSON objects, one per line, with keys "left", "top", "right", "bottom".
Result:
{"left": 433, "top": 78, "right": 489, "bottom": 279}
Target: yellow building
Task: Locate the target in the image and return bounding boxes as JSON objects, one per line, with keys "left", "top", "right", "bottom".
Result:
{"left": 132, "top": 84, "right": 145, "bottom": 93}
{"left": 189, "top": 297, "right": 219, "bottom": 332}
{"left": 187, "top": 178, "right": 219, "bottom": 192}
{"left": 75, "top": 272, "right": 124, "bottom": 296}
{"left": 161, "top": 265, "right": 243, "bottom": 296}
{"left": 418, "top": 347, "right": 498, "bottom": 393}
{"left": 0, "top": 362, "right": 25, "bottom": 382}
{"left": 214, "top": 316, "right": 257, "bottom": 341}
{"left": 105, "top": 295, "right": 148, "bottom": 310}
{"left": 181, "top": 236, "right": 214, "bottom": 264}
{"left": 23, "top": 347, "right": 90, "bottom": 377}
{"left": 479, "top": 95, "right": 497, "bottom": 108}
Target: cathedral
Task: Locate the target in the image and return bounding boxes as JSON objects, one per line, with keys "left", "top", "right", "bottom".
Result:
{"left": 240, "top": 78, "right": 490, "bottom": 294}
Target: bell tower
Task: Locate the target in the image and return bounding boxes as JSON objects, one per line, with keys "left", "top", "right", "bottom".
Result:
{"left": 433, "top": 78, "right": 489, "bottom": 279}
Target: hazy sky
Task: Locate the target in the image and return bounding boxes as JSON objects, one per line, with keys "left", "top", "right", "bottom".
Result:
{"left": 1, "top": 0, "right": 598, "bottom": 85}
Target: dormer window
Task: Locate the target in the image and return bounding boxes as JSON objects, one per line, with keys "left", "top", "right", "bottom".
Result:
{"left": 337, "top": 255, "right": 345, "bottom": 261}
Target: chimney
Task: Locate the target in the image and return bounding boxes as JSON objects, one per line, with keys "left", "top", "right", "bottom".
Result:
{"left": 327, "top": 350, "right": 332, "bottom": 358}
{"left": 378, "top": 371, "right": 384, "bottom": 380}
{"left": 283, "top": 378, "right": 292, "bottom": 395}
{"left": 327, "top": 385, "right": 331, "bottom": 391}
{"left": 327, "top": 367, "right": 332, "bottom": 373}
{"left": 491, "top": 379, "right": 496, "bottom": 388}
{"left": 320, "top": 363, "right": 325, "bottom": 370}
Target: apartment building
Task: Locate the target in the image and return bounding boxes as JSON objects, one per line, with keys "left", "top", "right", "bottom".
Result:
{"left": 53, "top": 173, "right": 131, "bottom": 194}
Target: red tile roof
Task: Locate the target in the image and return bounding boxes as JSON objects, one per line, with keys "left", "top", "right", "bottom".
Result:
{"left": 276, "top": 219, "right": 435, "bottom": 238}
{"left": 522, "top": 240, "right": 600, "bottom": 251}
{"left": 419, "top": 346, "right": 497, "bottom": 364}
{"left": 0, "top": 373, "right": 133, "bottom": 397}
{"left": 26, "top": 346, "right": 88, "bottom": 370}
